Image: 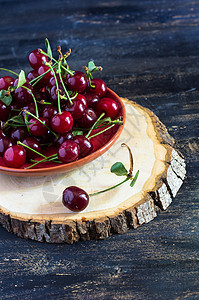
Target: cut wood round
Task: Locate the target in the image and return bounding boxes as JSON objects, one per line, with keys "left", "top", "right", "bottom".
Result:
{"left": 0, "top": 99, "right": 186, "bottom": 243}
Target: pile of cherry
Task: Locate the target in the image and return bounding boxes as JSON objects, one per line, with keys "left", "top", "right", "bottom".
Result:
{"left": 0, "top": 41, "right": 122, "bottom": 169}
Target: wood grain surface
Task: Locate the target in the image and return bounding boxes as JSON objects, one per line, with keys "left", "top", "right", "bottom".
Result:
{"left": 0, "top": 0, "right": 198, "bottom": 299}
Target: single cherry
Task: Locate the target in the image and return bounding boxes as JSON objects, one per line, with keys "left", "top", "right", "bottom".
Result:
{"left": 62, "top": 186, "right": 89, "bottom": 212}
{"left": 76, "top": 107, "right": 97, "bottom": 128}
{"left": 54, "top": 132, "right": 73, "bottom": 148}
{"left": 58, "top": 140, "right": 79, "bottom": 163}
{"left": 97, "top": 98, "right": 119, "bottom": 119}
{"left": 47, "top": 75, "right": 61, "bottom": 89}
{"left": 74, "top": 94, "right": 87, "bottom": 107}
{"left": 11, "top": 127, "right": 28, "bottom": 143}
{"left": 0, "top": 76, "right": 14, "bottom": 90}
{"left": 87, "top": 79, "right": 107, "bottom": 98}
{"left": 22, "top": 137, "right": 42, "bottom": 159}
{"left": 28, "top": 117, "right": 49, "bottom": 136}
{"left": 41, "top": 105, "right": 58, "bottom": 120}
{"left": 3, "top": 145, "right": 26, "bottom": 168}
{"left": 0, "top": 100, "right": 11, "bottom": 121}
{"left": 27, "top": 69, "right": 44, "bottom": 90}
{"left": 72, "top": 135, "right": 93, "bottom": 157}
{"left": 64, "top": 99, "right": 86, "bottom": 120}
{"left": 0, "top": 137, "right": 13, "bottom": 156}
{"left": 66, "top": 71, "right": 87, "bottom": 94}
{"left": 51, "top": 111, "right": 73, "bottom": 134}
{"left": 13, "top": 83, "right": 34, "bottom": 106}
{"left": 84, "top": 92, "right": 99, "bottom": 110}
{"left": 28, "top": 49, "right": 49, "bottom": 70}
{"left": 37, "top": 65, "right": 53, "bottom": 86}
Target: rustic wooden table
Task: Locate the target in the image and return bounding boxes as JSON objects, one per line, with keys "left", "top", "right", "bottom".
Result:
{"left": 0, "top": 1, "right": 198, "bottom": 299}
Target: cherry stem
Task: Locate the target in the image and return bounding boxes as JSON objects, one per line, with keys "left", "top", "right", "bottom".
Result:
{"left": 88, "top": 123, "right": 115, "bottom": 140}
{"left": 0, "top": 68, "right": 19, "bottom": 77}
{"left": 46, "top": 63, "right": 61, "bottom": 114}
{"left": 121, "top": 143, "right": 134, "bottom": 176}
{"left": 30, "top": 62, "right": 57, "bottom": 86}
{"left": 25, "top": 153, "right": 58, "bottom": 169}
{"left": 58, "top": 61, "right": 73, "bottom": 105}
{"left": 23, "top": 110, "right": 58, "bottom": 138}
{"left": 17, "top": 141, "right": 47, "bottom": 159}
{"left": 21, "top": 85, "right": 39, "bottom": 118}
{"left": 89, "top": 177, "right": 130, "bottom": 197}
{"left": 86, "top": 112, "right": 105, "bottom": 138}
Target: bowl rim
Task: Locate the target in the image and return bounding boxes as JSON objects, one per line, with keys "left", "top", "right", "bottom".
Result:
{"left": 0, "top": 88, "right": 126, "bottom": 176}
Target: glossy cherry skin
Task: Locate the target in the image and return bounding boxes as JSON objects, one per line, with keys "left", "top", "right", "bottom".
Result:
{"left": 27, "top": 69, "right": 44, "bottom": 90}
{"left": 72, "top": 135, "right": 93, "bottom": 158}
{"left": 64, "top": 99, "right": 86, "bottom": 120}
{"left": 22, "top": 103, "right": 37, "bottom": 120}
{"left": 36, "top": 130, "right": 54, "bottom": 146}
{"left": 0, "top": 76, "right": 14, "bottom": 90}
{"left": 62, "top": 186, "right": 89, "bottom": 212}
{"left": 0, "top": 137, "right": 13, "bottom": 156}
{"left": 28, "top": 49, "right": 49, "bottom": 70}
{"left": 50, "top": 84, "right": 65, "bottom": 105}
{"left": 37, "top": 65, "right": 53, "bottom": 86}
{"left": 28, "top": 117, "right": 49, "bottom": 136}
{"left": 97, "top": 97, "right": 119, "bottom": 119}
{"left": 51, "top": 111, "right": 73, "bottom": 134}
{"left": 76, "top": 108, "right": 97, "bottom": 128}
{"left": 87, "top": 79, "right": 107, "bottom": 98}
{"left": 84, "top": 92, "right": 99, "bottom": 110}
{"left": 13, "top": 83, "right": 34, "bottom": 106}
{"left": 47, "top": 75, "right": 61, "bottom": 89}
{"left": 11, "top": 127, "right": 28, "bottom": 143}
{"left": 0, "top": 100, "right": 11, "bottom": 121}
{"left": 22, "top": 137, "right": 42, "bottom": 159}
{"left": 41, "top": 105, "right": 58, "bottom": 120}
{"left": 0, "top": 129, "right": 5, "bottom": 139}
{"left": 3, "top": 145, "right": 26, "bottom": 168}
{"left": 66, "top": 71, "right": 88, "bottom": 94}
{"left": 58, "top": 140, "right": 80, "bottom": 163}
{"left": 74, "top": 94, "right": 87, "bottom": 107}
{"left": 54, "top": 132, "right": 73, "bottom": 148}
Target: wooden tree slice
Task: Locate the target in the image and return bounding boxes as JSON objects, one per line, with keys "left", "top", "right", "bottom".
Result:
{"left": 0, "top": 99, "right": 186, "bottom": 243}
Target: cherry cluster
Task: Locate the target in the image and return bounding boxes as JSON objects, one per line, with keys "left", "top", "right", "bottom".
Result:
{"left": 0, "top": 41, "right": 122, "bottom": 169}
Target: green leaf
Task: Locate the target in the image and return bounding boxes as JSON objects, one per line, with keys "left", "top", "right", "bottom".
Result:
{"left": 17, "top": 70, "right": 26, "bottom": 88}
{"left": 0, "top": 89, "right": 13, "bottom": 106}
{"left": 45, "top": 38, "right": 52, "bottom": 59}
{"left": 8, "top": 114, "right": 29, "bottom": 125}
{"left": 130, "top": 170, "right": 139, "bottom": 187}
{"left": 111, "top": 162, "right": 128, "bottom": 176}
{"left": 88, "top": 61, "right": 96, "bottom": 72}
{"left": 72, "top": 130, "right": 84, "bottom": 136}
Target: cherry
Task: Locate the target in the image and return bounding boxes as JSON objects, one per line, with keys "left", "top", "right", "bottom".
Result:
{"left": 0, "top": 100, "right": 11, "bottom": 121}
{"left": 62, "top": 186, "right": 89, "bottom": 212}
{"left": 47, "top": 75, "right": 61, "bottom": 89}
{"left": 11, "top": 127, "right": 28, "bottom": 143}
{"left": 54, "top": 132, "right": 73, "bottom": 148}
{"left": 37, "top": 65, "right": 53, "bottom": 86}
{"left": 36, "top": 130, "right": 54, "bottom": 145}
{"left": 84, "top": 92, "right": 99, "bottom": 110}
{"left": 72, "top": 135, "right": 93, "bottom": 157}
{"left": 13, "top": 83, "right": 34, "bottom": 106}
{"left": 74, "top": 94, "right": 87, "bottom": 107}
{"left": 64, "top": 99, "right": 86, "bottom": 120}
{"left": 58, "top": 140, "right": 79, "bottom": 163}
{"left": 76, "top": 107, "right": 97, "bottom": 128}
{"left": 66, "top": 71, "right": 87, "bottom": 94}
{"left": 3, "top": 145, "right": 26, "bottom": 168}
{"left": 28, "top": 49, "right": 49, "bottom": 70}
{"left": 0, "top": 129, "right": 5, "bottom": 139}
{"left": 22, "top": 137, "right": 42, "bottom": 159}
{"left": 0, "top": 137, "right": 13, "bottom": 156}
{"left": 0, "top": 76, "right": 14, "bottom": 90}
{"left": 97, "top": 98, "right": 119, "bottom": 119}
{"left": 51, "top": 111, "right": 73, "bottom": 134}
{"left": 41, "top": 105, "right": 58, "bottom": 120}
{"left": 27, "top": 69, "right": 44, "bottom": 90}
{"left": 50, "top": 85, "right": 65, "bottom": 105}
{"left": 22, "top": 103, "right": 37, "bottom": 120}
{"left": 28, "top": 117, "right": 49, "bottom": 136}
{"left": 87, "top": 79, "right": 107, "bottom": 98}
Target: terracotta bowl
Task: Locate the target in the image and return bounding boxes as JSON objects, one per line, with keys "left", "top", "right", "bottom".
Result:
{"left": 0, "top": 89, "right": 126, "bottom": 176}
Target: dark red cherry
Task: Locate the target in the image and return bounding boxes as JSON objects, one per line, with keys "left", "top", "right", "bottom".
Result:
{"left": 53, "top": 132, "right": 73, "bottom": 148}
{"left": 28, "top": 117, "right": 49, "bottom": 136}
{"left": 3, "top": 145, "right": 26, "bottom": 168}
{"left": 0, "top": 137, "right": 13, "bottom": 156}
{"left": 74, "top": 94, "right": 87, "bottom": 107}
{"left": 66, "top": 71, "right": 87, "bottom": 94}
{"left": 22, "top": 103, "right": 37, "bottom": 120}
{"left": 0, "top": 76, "right": 14, "bottom": 90}
{"left": 37, "top": 65, "right": 53, "bottom": 86}
{"left": 22, "top": 137, "right": 42, "bottom": 159}
{"left": 87, "top": 79, "right": 107, "bottom": 98}
{"left": 84, "top": 92, "right": 99, "bottom": 110}
{"left": 51, "top": 111, "right": 73, "bottom": 134}
{"left": 97, "top": 98, "right": 119, "bottom": 119}
{"left": 13, "top": 83, "right": 34, "bottom": 106}
{"left": 62, "top": 186, "right": 89, "bottom": 212}
{"left": 64, "top": 99, "right": 86, "bottom": 120}
{"left": 11, "top": 127, "right": 28, "bottom": 143}
{"left": 47, "top": 75, "right": 61, "bottom": 89}
{"left": 27, "top": 69, "right": 44, "bottom": 90}
{"left": 72, "top": 135, "right": 93, "bottom": 158}
{"left": 58, "top": 140, "right": 79, "bottom": 163}
{"left": 41, "top": 105, "right": 58, "bottom": 120}
{"left": 0, "top": 100, "right": 11, "bottom": 121}
{"left": 50, "top": 85, "right": 65, "bottom": 105}
{"left": 28, "top": 49, "right": 49, "bottom": 70}
{"left": 36, "top": 130, "right": 54, "bottom": 145}
{"left": 0, "top": 129, "right": 5, "bottom": 139}
{"left": 76, "top": 108, "right": 97, "bottom": 128}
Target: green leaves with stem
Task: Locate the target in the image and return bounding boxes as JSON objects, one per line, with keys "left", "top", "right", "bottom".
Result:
{"left": 45, "top": 38, "right": 53, "bottom": 60}
{"left": 83, "top": 60, "right": 103, "bottom": 88}
{"left": 17, "top": 70, "right": 26, "bottom": 88}
{"left": 89, "top": 144, "right": 139, "bottom": 197}
{"left": 0, "top": 90, "right": 13, "bottom": 106}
